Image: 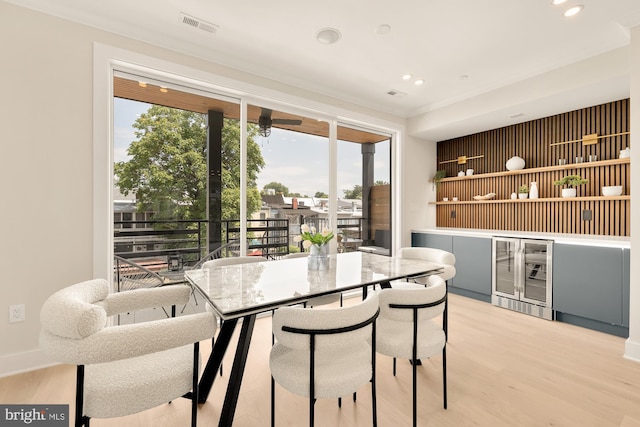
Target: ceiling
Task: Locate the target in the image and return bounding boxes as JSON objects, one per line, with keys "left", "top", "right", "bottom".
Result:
{"left": 7, "top": 0, "right": 640, "bottom": 140}
{"left": 114, "top": 76, "right": 390, "bottom": 143}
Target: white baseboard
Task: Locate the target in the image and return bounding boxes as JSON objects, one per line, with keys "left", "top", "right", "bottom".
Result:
{"left": 0, "top": 349, "right": 58, "bottom": 379}
{"left": 624, "top": 338, "right": 640, "bottom": 363}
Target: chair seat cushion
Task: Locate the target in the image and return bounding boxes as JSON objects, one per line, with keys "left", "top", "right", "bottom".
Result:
{"left": 270, "top": 342, "right": 372, "bottom": 399}
{"left": 376, "top": 319, "right": 445, "bottom": 360}
{"left": 84, "top": 345, "right": 195, "bottom": 418}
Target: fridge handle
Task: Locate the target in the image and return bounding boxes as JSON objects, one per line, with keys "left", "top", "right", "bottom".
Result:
{"left": 516, "top": 243, "right": 525, "bottom": 293}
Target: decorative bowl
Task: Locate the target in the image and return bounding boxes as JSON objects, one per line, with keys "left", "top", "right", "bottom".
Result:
{"left": 602, "top": 186, "right": 623, "bottom": 196}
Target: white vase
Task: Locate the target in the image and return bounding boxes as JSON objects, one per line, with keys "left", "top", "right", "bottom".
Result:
{"left": 562, "top": 188, "right": 577, "bottom": 198}
{"left": 529, "top": 182, "right": 538, "bottom": 199}
{"left": 308, "top": 244, "right": 329, "bottom": 270}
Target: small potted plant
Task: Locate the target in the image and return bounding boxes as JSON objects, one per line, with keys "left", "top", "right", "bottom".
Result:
{"left": 432, "top": 170, "right": 446, "bottom": 190}
{"left": 518, "top": 184, "right": 529, "bottom": 199}
{"left": 554, "top": 174, "right": 589, "bottom": 198}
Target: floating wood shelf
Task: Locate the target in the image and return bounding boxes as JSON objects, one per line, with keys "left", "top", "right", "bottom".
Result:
{"left": 432, "top": 195, "right": 630, "bottom": 205}
{"left": 436, "top": 158, "right": 630, "bottom": 182}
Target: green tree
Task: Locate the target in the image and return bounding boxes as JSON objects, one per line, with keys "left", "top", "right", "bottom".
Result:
{"left": 114, "top": 105, "right": 265, "bottom": 221}
{"left": 263, "top": 181, "right": 289, "bottom": 195}
{"left": 343, "top": 184, "right": 362, "bottom": 199}
{"left": 314, "top": 191, "right": 328, "bottom": 198}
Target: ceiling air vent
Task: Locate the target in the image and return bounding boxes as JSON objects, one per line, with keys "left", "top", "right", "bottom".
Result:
{"left": 180, "top": 12, "right": 219, "bottom": 34}
{"left": 387, "top": 89, "right": 407, "bottom": 97}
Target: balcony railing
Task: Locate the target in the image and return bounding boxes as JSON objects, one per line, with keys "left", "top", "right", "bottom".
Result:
{"left": 114, "top": 217, "right": 366, "bottom": 268}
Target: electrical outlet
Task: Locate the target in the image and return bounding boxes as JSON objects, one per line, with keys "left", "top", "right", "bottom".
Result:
{"left": 9, "top": 304, "right": 25, "bottom": 323}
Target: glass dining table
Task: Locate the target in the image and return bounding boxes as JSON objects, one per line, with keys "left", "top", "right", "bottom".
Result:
{"left": 185, "top": 251, "right": 443, "bottom": 427}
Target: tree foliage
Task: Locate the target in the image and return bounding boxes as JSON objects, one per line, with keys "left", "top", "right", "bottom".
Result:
{"left": 263, "top": 181, "right": 289, "bottom": 196}
{"left": 343, "top": 184, "right": 362, "bottom": 199}
{"left": 114, "top": 105, "right": 265, "bottom": 221}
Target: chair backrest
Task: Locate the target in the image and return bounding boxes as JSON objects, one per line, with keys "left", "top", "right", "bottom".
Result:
{"left": 40, "top": 279, "right": 216, "bottom": 365}
{"left": 398, "top": 247, "right": 456, "bottom": 282}
{"left": 192, "top": 240, "right": 245, "bottom": 269}
{"left": 272, "top": 292, "right": 379, "bottom": 352}
{"left": 398, "top": 247, "right": 455, "bottom": 266}
{"left": 114, "top": 255, "right": 164, "bottom": 291}
{"left": 201, "top": 255, "right": 266, "bottom": 269}
{"left": 378, "top": 275, "right": 446, "bottom": 322}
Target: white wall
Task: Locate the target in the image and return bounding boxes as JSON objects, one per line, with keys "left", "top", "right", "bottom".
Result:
{"left": 400, "top": 134, "right": 437, "bottom": 248}
{"left": 624, "top": 25, "right": 640, "bottom": 361}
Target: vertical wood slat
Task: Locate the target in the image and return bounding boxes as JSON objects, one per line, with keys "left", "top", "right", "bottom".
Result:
{"left": 435, "top": 99, "right": 630, "bottom": 236}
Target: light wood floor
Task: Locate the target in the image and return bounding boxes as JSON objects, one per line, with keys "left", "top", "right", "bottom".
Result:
{"left": 3, "top": 293, "right": 640, "bottom": 426}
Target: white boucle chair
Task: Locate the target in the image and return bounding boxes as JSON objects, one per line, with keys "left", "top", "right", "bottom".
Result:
{"left": 395, "top": 247, "right": 456, "bottom": 284}
{"left": 270, "top": 292, "right": 380, "bottom": 427}
{"left": 376, "top": 276, "right": 448, "bottom": 427}
{"left": 39, "top": 279, "right": 217, "bottom": 427}
{"left": 389, "top": 247, "right": 455, "bottom": 339}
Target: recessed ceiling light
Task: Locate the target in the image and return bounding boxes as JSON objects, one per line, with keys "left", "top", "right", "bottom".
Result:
{"left": 160, "top": 87, "right": 168, "bottom": 93}
{"left": 414, "top": 79, "right": 425, "bottom": 86}
{"left": 402, "top": 74, "right": 412, "bottom": 80}
{"left": 375, "top": 24, "right": 391, "bottom": 35}
{"left": 138, "top": 81, "right": 147, "bottom": 88}
{"left": 316, "top": 28, "right": 342, "bottom": 44}
{"left": 459, "top": 74, "right": 469, "bottom": 80}
{"left": 564, "top": 5, "right": 583, "bottom": 17}
{"left": 551, "top": 0, "right": 567, "bottom": 5}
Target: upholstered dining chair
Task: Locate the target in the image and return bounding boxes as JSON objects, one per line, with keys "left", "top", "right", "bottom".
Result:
{"left": 395, "top": 247, "right": 456, "bottom": 285}
{"left": 282, "top": 252, "right": 342, "bottom": 308}
{"left": 270, "top": 292, "right": 380, "bottom": 427}
{"left": 391, "top": 247, "right": 455, "bottom": 338}
{"left": 376, "top": 275, "right": 448, "bottom": 427}
{"left": 39, "top": 279, "right": 217, "bottom": 427}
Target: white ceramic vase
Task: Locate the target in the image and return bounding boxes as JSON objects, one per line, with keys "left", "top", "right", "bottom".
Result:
{"left": 518, "top": 193, "right": 528, "bottom": 199}
{"left": 529, "top": 182, "right": 538, "bottom": 199}
{"left": 561, "top": 188, "right": 577, "bottom": 198}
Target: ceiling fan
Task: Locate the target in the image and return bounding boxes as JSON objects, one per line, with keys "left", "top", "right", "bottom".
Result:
{"left": 258, "top": 108, "right": 302, "bottom": 137}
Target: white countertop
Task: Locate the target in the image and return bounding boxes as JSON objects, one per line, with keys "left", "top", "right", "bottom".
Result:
{"left": 412, "top": 228, "right": 630, "bottom": 249}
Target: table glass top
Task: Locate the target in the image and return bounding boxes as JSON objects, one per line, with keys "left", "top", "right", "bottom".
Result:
{"left": 185, "top": 252, "right": 441, "bottom": 319}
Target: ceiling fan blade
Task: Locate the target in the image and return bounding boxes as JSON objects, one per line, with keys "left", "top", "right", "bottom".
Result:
{"left": 272, "top": 119, "right": 303, "bottom": 125}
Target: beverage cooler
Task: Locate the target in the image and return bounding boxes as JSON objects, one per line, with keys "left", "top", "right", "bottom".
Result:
{"left": 492, "top": 237, "right": 553, "bottom": 320}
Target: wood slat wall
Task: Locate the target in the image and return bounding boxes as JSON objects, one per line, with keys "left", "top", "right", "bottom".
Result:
{"left": 369, "top": 184, "right": 390, "bottom": 240}
{"left": 435, "top": 99, "right": 631, "bottom": 236}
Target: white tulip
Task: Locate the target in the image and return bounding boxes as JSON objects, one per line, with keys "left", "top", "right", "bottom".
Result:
{"left": 293, "top": 235, "right": 302, "bottom": 243}
{"left": 302, "top": 240, "right": 312, "bottom": 249}
{"left": 301, "top": 224, "right": 310, "bottom": 233}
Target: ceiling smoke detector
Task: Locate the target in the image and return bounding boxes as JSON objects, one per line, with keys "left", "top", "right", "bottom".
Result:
{"left": 180, "top": 12, "right": 219, "bottom": 34}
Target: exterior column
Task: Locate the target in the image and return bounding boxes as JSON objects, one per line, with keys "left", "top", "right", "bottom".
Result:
{"left": 208, "top": 110, "right": 224, "bottom": 252}
{"left": 362, "top": 144, "right": 375, "bottom": 241}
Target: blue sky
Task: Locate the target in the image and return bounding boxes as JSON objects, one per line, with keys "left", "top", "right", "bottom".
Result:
{"left": 113, "top": 98, "right": 389, "bottom": 197}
